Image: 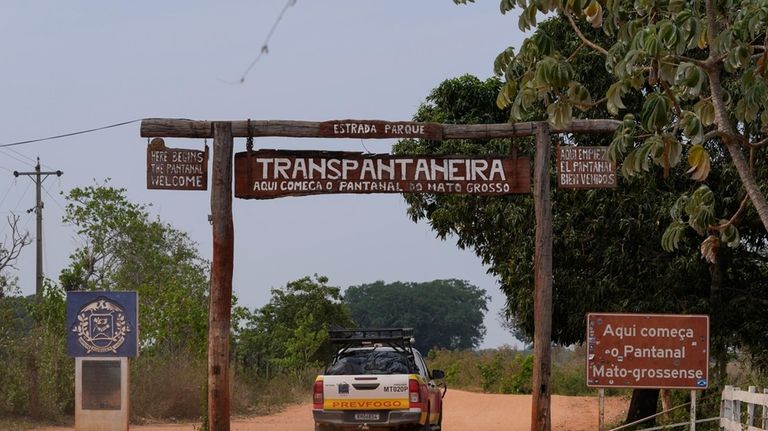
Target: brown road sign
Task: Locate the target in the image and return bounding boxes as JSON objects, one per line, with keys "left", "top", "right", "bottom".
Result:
{"left": 234, "top": 150, "right": 530, "bottom": 199}
{"left": 318, "top": 120, "right": 443, "bottom": 140}
{"left": 147, "top": 138, "right": 208, "bottom": 190}
{"left": 557, "top": 146, "right": 616, "bottom": 189}
{"left": 586, "top": 313, "right": 709, "bottom": 389}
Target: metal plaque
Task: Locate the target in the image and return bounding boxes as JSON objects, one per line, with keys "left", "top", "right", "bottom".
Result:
{"left": 557, "top": 146, "right": 617, "bottom": 189}
{"left": 586, "top": 313, "right": 709, "bottom": 389}
{"left": 82, "top": 361, "right": 121, "bottom": 410}
{"left": 147, "top": 138, "right": 208, "bottom": 191}
{"left": 67, "top": 291, "right": 139, "bottom": 358}
{"left": 234, "top": 150, "right": 530, "bottom": 199}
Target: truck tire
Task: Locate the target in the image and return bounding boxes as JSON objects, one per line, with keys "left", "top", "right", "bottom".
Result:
{"left": 414, "top": 405, "right": 431, "bottom": 431}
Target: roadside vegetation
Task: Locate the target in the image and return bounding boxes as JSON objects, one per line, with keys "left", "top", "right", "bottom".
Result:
{"left": 1, "top": 6, "right": 767, "bottom": 428}
{"left": 428, "top": 346, "right": 580, "bottom": 395}
{"left": 0, "top": 184, "right": 496, "bottom": 428}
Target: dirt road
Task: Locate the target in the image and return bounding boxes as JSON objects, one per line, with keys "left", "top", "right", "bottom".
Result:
{"left": 32, "top": 390, "right": 627, "bottom": 431}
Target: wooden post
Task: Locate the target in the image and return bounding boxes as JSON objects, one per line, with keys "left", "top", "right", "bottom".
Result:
{"left": 208, "top": 122, "right": 234, "bottom": 431}
{"left": 762, "top": 388, "right": 768, "bottom": 429}
{"left": 531, "top": 123, "right": 553, "bottom": 431}
{"left": 137, "top": 117, "right": 622, "bottom": 431}
{"left": 661, "top": 389, "right": 673, "bottom": 423}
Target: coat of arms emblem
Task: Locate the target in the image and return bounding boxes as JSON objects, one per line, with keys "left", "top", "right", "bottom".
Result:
{"left": 71, "top": 297, "right": 131, "bottom": 354}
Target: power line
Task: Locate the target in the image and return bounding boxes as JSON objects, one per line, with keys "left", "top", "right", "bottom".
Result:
{"left": 0, "top": 119, "right": 143, "bottom": 148}
{"left": 0, "top": 148, "right": 35, "bottom": 167}
{"left": 221, "top": 0, "right": 298, "bottom": 84}
{"left": 12, "top": 180, "right": 33, "bottom": 214}
{"left": 0, "top": 183, "right": 13, "bottom": 209}
{"left": 41, "top": 183, "right": 67, "bottom": 213}
{"left": 6, "top": 146, "right": 52, "bottom": 170}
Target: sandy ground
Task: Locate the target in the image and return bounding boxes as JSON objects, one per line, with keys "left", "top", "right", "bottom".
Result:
{"left": 31, "top": 390, "right": 628, "bottom": 431}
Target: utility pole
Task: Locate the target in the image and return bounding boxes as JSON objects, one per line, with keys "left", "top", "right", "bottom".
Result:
{"left": 14, "top": 158, "right": 63, "bottom": 300}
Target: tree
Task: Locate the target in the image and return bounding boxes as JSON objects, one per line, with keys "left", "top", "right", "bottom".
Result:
{"left": 59, "top": 182, "right": 210, "bottom": 356}
{"left": 236, "top": 275, "right": 355, "bottom": 379}
{"left": 0, "top": 214, "right": 30, "bottom": 298}
{"left": 394, "top": 30, "right": 767, "bottom": 424}
{"left": 344, "top": 279, "right": 490, "bottom": 352}
{"left": 455, "top": 0, "right": 768, "bottom": 258}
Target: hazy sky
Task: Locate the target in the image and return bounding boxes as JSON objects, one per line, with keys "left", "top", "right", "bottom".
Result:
{"left": 0, "top": 1, "right": 527, "bottom": 348}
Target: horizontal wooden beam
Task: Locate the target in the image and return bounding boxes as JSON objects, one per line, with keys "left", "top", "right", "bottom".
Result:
{"left": 140, "top": 118, "right": 621, "bottom": 140}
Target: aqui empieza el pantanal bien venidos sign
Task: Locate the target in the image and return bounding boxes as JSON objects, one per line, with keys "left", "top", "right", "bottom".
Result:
{"left": 557, "top": 145, "right": 617, "bottom": 189}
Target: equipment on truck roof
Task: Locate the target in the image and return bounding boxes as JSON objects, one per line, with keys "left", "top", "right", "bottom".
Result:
{"left": 326, "top": 328, "right": 417, "bottom": 374}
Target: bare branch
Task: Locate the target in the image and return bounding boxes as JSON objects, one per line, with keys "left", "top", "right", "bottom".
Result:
{"left": 566, "top": 43, "right": 585, "bottom": 62}
{"left": 753, "top": 136, "right": 768, "bottom": 148}
{"left": 0, "top": 214, "right": 31, "bottom": 273}
{"left": 705, "top": 0, "right": 720, "bottom": 61}
{"left": 563, "top": 10, "right": 609, "bottom": 57}
{"left": 677, "top": 56, "right": 709, "bottom": 69}
{"left": 704, "top": 127, "right": 750, "bottom": 148}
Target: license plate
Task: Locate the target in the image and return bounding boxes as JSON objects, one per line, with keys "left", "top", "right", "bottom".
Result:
{"left": 354, "top": 412, "right": 380, "bottom": 421}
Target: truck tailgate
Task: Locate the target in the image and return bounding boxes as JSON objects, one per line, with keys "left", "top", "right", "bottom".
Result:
{"left": 321, "top": 374, "right": 412, "bottom": 410}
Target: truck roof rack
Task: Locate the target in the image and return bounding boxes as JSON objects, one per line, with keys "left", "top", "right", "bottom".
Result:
{"left": 326, "top": 328, "right": 418, "bottom": 373}
{"left": 328, "top": 328, "right": 414, "bottom": 345}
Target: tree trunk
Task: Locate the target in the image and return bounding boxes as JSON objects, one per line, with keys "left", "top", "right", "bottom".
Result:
{"left": 626, "top": 389, "right": 659, "bottom": 428}
{"left": 706, "top": 62, "right": 768, "bottom": 232}
{"left": 660, "top": 389, "right": 673, "bottom": 423}
{"left": 708, "top": 260, "right": 728, "bottom": 388}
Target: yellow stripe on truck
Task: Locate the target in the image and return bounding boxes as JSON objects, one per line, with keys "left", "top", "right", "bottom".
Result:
{"left": 324, "top": 398, "right": 409, "bottom": 410}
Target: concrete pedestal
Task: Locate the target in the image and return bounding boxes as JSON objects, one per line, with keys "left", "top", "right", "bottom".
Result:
{"left": 75, "top": 357, "right": 129, "bottom": 431}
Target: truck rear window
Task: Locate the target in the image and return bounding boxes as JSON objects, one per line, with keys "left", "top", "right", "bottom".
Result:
{"left": 326, "top": 350, "right": 411, "bottom": 375}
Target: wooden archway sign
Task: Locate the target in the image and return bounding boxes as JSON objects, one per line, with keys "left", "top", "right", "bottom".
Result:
{"left": 141, "top": 118, "right": 619, "bottom": 431}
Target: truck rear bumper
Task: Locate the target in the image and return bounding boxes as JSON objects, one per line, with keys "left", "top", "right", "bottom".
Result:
{"left": 313, "top": 409, "right": 421, "bottom": 426}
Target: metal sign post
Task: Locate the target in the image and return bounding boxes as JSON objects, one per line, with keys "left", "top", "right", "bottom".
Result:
{"left": 599, "top": 388, "right": 605, "bottom": 431}
{"left": 690, "top": 390, "right": 696, "bottom": 431}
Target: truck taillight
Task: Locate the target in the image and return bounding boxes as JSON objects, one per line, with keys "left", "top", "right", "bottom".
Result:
{"left": 408, "top": 378, "right": 421, "bottom": 407}
{"left": 313, "top": 379, "right": 323, "bottom": 409}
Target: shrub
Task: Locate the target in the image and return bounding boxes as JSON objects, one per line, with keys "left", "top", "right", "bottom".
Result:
{"left": 130, "top": 352, "right": 206, "bottom": 422}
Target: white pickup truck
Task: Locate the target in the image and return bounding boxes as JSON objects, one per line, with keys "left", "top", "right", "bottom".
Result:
{"left": 313, "top": 328, "right": 446, "bottom": 431}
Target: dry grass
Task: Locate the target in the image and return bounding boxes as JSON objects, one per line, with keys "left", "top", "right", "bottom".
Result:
{"left": 232, "top": 370, "right": 315, "bottom": 417}
{"left": 0, "top": 415, "right": 72, "bottom": 431}
{"left": 130, "top": 354, "right": 207, "bottom": 423}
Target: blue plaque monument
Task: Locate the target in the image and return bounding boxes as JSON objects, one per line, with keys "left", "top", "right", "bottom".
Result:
{"left": 67, "top": 291, "right": 138, "bottom": 431}
{"left": 66, "top": 291, "right": 138, "bottom": 358}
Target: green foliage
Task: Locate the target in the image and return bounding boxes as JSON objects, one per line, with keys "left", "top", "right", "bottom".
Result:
{"left": 394, "top": 31, "right": 767, "bottom": 376}
{"left": 476, "top": 0, "right": 768, "bottom": 254}
{"left": 236, "top": 275, "right": 354, "bottom": 379}
{"left": 344, "top": 279, "right": 489, "bottom": 352}
{"left": 0, "top": 286, "right": 73, "bottom": 419}
{"left": 477, "top": 355, "right": 504, "bottom": 392}
{"left": 428, "top": 346, "right": 597, "bottom": 396}
{"left": 60, "top": 181, "right": 210, "bottom": 356}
